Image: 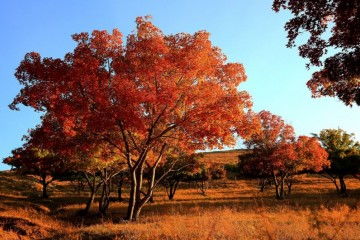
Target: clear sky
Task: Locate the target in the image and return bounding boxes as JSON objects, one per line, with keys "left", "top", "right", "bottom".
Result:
{"left": 1, "top": 0, "right": 359, "bottom": 170}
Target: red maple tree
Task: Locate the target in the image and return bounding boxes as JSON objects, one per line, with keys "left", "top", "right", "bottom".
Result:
{"left": 243, "top": 111, "right": 329, "bottom": 199}
{"left": 10, "top": 17, "right": 252, "bottom": 220}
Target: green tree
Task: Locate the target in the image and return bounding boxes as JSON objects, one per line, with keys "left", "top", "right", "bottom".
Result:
{"left": 315, "top": 129, "right": 360, "bottom": 196}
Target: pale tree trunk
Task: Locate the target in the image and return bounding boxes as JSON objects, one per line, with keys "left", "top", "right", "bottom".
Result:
{"left": 82, "top": 172, "right": 102, "bottom": 214}
{"left": 280, "top": 176, "right": 285, "bottom": 198}
{"left": 133, "top": 165, "right": 156, "bottom": 221}
{"left": 99, "top": 168, "right": 112, "bottom": 215}
{"left": 85, "top": 191, "right": 96, "bottom": 213}
{"left": 332, "top": 177, "right": 340, "bottom": 193}
{"left": 197, "top": 180, "right": 208, "bottom": 196}
{"left": 126, "top": 169, "right": 137, "bottom": 220}
{"left": 273, "top": 172, "right": 286, "bottom": 200}
{"left": 117, "top": 117, "right": 177, "bottom": 221}
{"left": 273, "top": 172, "right": 280, "bottom": 199}
{"left": 125, "top": 144, "right": 168, "bottom": 221}
{"left": 259, "top": 178, "right": 266, "bottom": 192}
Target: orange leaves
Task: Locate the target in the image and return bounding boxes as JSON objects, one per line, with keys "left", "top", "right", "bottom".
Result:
{"left": 244, "top": 111, "right": 329, "bottom": 175}
{"left": 11, "top": 16, "right": 252, "bottom": 168}
{"left": 90, "top": 29, "right": 123, "bottom": 58}
{"left": 62, "top": 118, "right": 76, "bottom": 137}
{"left": 135, "top": 16, "right": 163, "bottom": 40}
{"left": 294, "top": 136, "right": 330, "bottom": 172}
{"left": 244, "top": 111, "right": 295, "bottom": 150}
{"left": 217, "top": 63, "right": 247, "bottom": 87}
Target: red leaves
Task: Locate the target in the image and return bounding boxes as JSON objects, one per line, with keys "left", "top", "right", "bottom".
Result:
{"left": 11, "top": 17, "right": 252, "bottom": 166}
{"left": 244, "top": 111, "right": 329, "bottom": 175}
{"left": 295, "top": 136, "right": 329, "bottom": 172}
{"left": 244, "top": 110, "right": 295, "bottom": 149}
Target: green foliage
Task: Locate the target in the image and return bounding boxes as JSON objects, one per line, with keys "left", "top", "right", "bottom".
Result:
{"left": 316, "top": 129, "right": 360, "bottom": 175}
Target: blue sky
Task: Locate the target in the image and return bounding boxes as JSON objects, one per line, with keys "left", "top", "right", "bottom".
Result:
{"left": 1, "top": 0, "right": 359, "bottom": 170}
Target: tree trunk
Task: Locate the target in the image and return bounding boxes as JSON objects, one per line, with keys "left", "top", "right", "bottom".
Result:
{"left": 131, "top": 161, "right": 159, "bottom": 221}
{"left": 275, "top": 185, "right": 280, "bottom": 199}
{"left": 134, "top": 204, "right": 144, "bottom": 221}
{"left": 273, "top": 173, "right": 285, "bottom": 200}
{"left": 42, "top": 182, "right": 49, "bottom": 199}
{"left": 167, "top": 181, "right": 179, "bottom": 200}
{"left": 339, "top": 175, "right": 348, "bottom": 197}
{"left": 125, "top": 144, "right": 166, "bottom": 221}
{"left": 149, "top": 193, "right": 154, "bottom": 203}
{"left": 98, "top": 169, "right": 111, "bottom": 215}
{"left": 273, "top": 173, "right": 280, "bottom": 199}
{"left": 332, "top": 177, "right": 340, "bottom": 193}
{"left": 82, "top": 172, "right": 102, "bottom": 215}
{"left": 280, "top": 177, "right": 285, "bottom": 198}
{"left": 40, "top": 175, "right": 49, "bottom": 199}
{"left": 126, "top": 169, "right": 137, "bottom": 221}
{"left": 259, "top": 178, "right": 266, "bottom": 192}
{"left": 287, "top": 181, "right": 292, "bottom": 195}
{"left": 117, "top": 178, "right": 123, "bottom": 201}
{"left": 98, "top": 181, "right": 110, "bottom": 215}
{"left": 84, "top": 190, "right": 96, "bottom": 213}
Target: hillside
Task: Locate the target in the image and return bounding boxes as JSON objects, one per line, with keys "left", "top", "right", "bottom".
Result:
{"left": 198, "top": 149, "right": 249, "bottom": 165}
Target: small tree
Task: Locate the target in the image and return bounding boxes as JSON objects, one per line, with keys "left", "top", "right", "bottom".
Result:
{"left": 192, "top": 164, "right": 210, "bottom": 196}
{"left": 4, "top": 147, "right": 66, "bottom": 198}
{"left": 64, "top": 139, "right": 126, "bottom": 215}
{"left": 243, "top": 111, "right": 329, "bottom": 199}
{"left": 3, "top": 118, "right": 71, "bottom": 199}
{"left": 159, "top": 153, "right": 199, "bottom": 200}
{"left": 315, "top": 129, "right": 360, "bottom": 196}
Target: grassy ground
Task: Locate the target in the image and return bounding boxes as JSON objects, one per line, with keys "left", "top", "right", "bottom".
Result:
{"left": 0, "top": 171, "right": 359, "bottom": 240}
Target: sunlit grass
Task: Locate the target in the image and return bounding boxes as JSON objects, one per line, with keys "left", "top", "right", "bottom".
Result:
{"left": 0, "top": 171, "right": 359, "bottom": 239}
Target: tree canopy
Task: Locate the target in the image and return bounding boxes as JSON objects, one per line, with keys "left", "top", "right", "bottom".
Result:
{"left": 10, "top": 16, "right": 252, "bottom": 220}
{"left": 243, "top": 111, "right": 329, "bottom": 199}
{"left": 315, "top": 128, "right": 360, "bottom": 195}
{"left": 273, "top": 0, "right": 360, "bottom": 106}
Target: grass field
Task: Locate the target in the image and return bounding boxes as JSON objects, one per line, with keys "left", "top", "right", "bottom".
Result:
{"left": 0, "top": 170, "right": 360, "bottom": 240}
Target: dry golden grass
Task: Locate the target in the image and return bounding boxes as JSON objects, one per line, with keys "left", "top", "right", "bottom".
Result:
{"left": 62, "top": 206, "right": 360, "bottom": 240}
{"left": 0, "top": 202, "right": 72, "bottom": 240}
{"left": 0, "top": 171, "right": 360, "bottom": 240}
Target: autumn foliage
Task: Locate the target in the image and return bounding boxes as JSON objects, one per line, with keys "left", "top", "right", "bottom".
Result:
{"left": 10, "top": 16, "right": 252, "bottom": 220}
{"left": 243, "top": 111, "right": 329, "bottom": 199}
{"left": 273, "top": 0, "right": 360, "bottom": 106}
